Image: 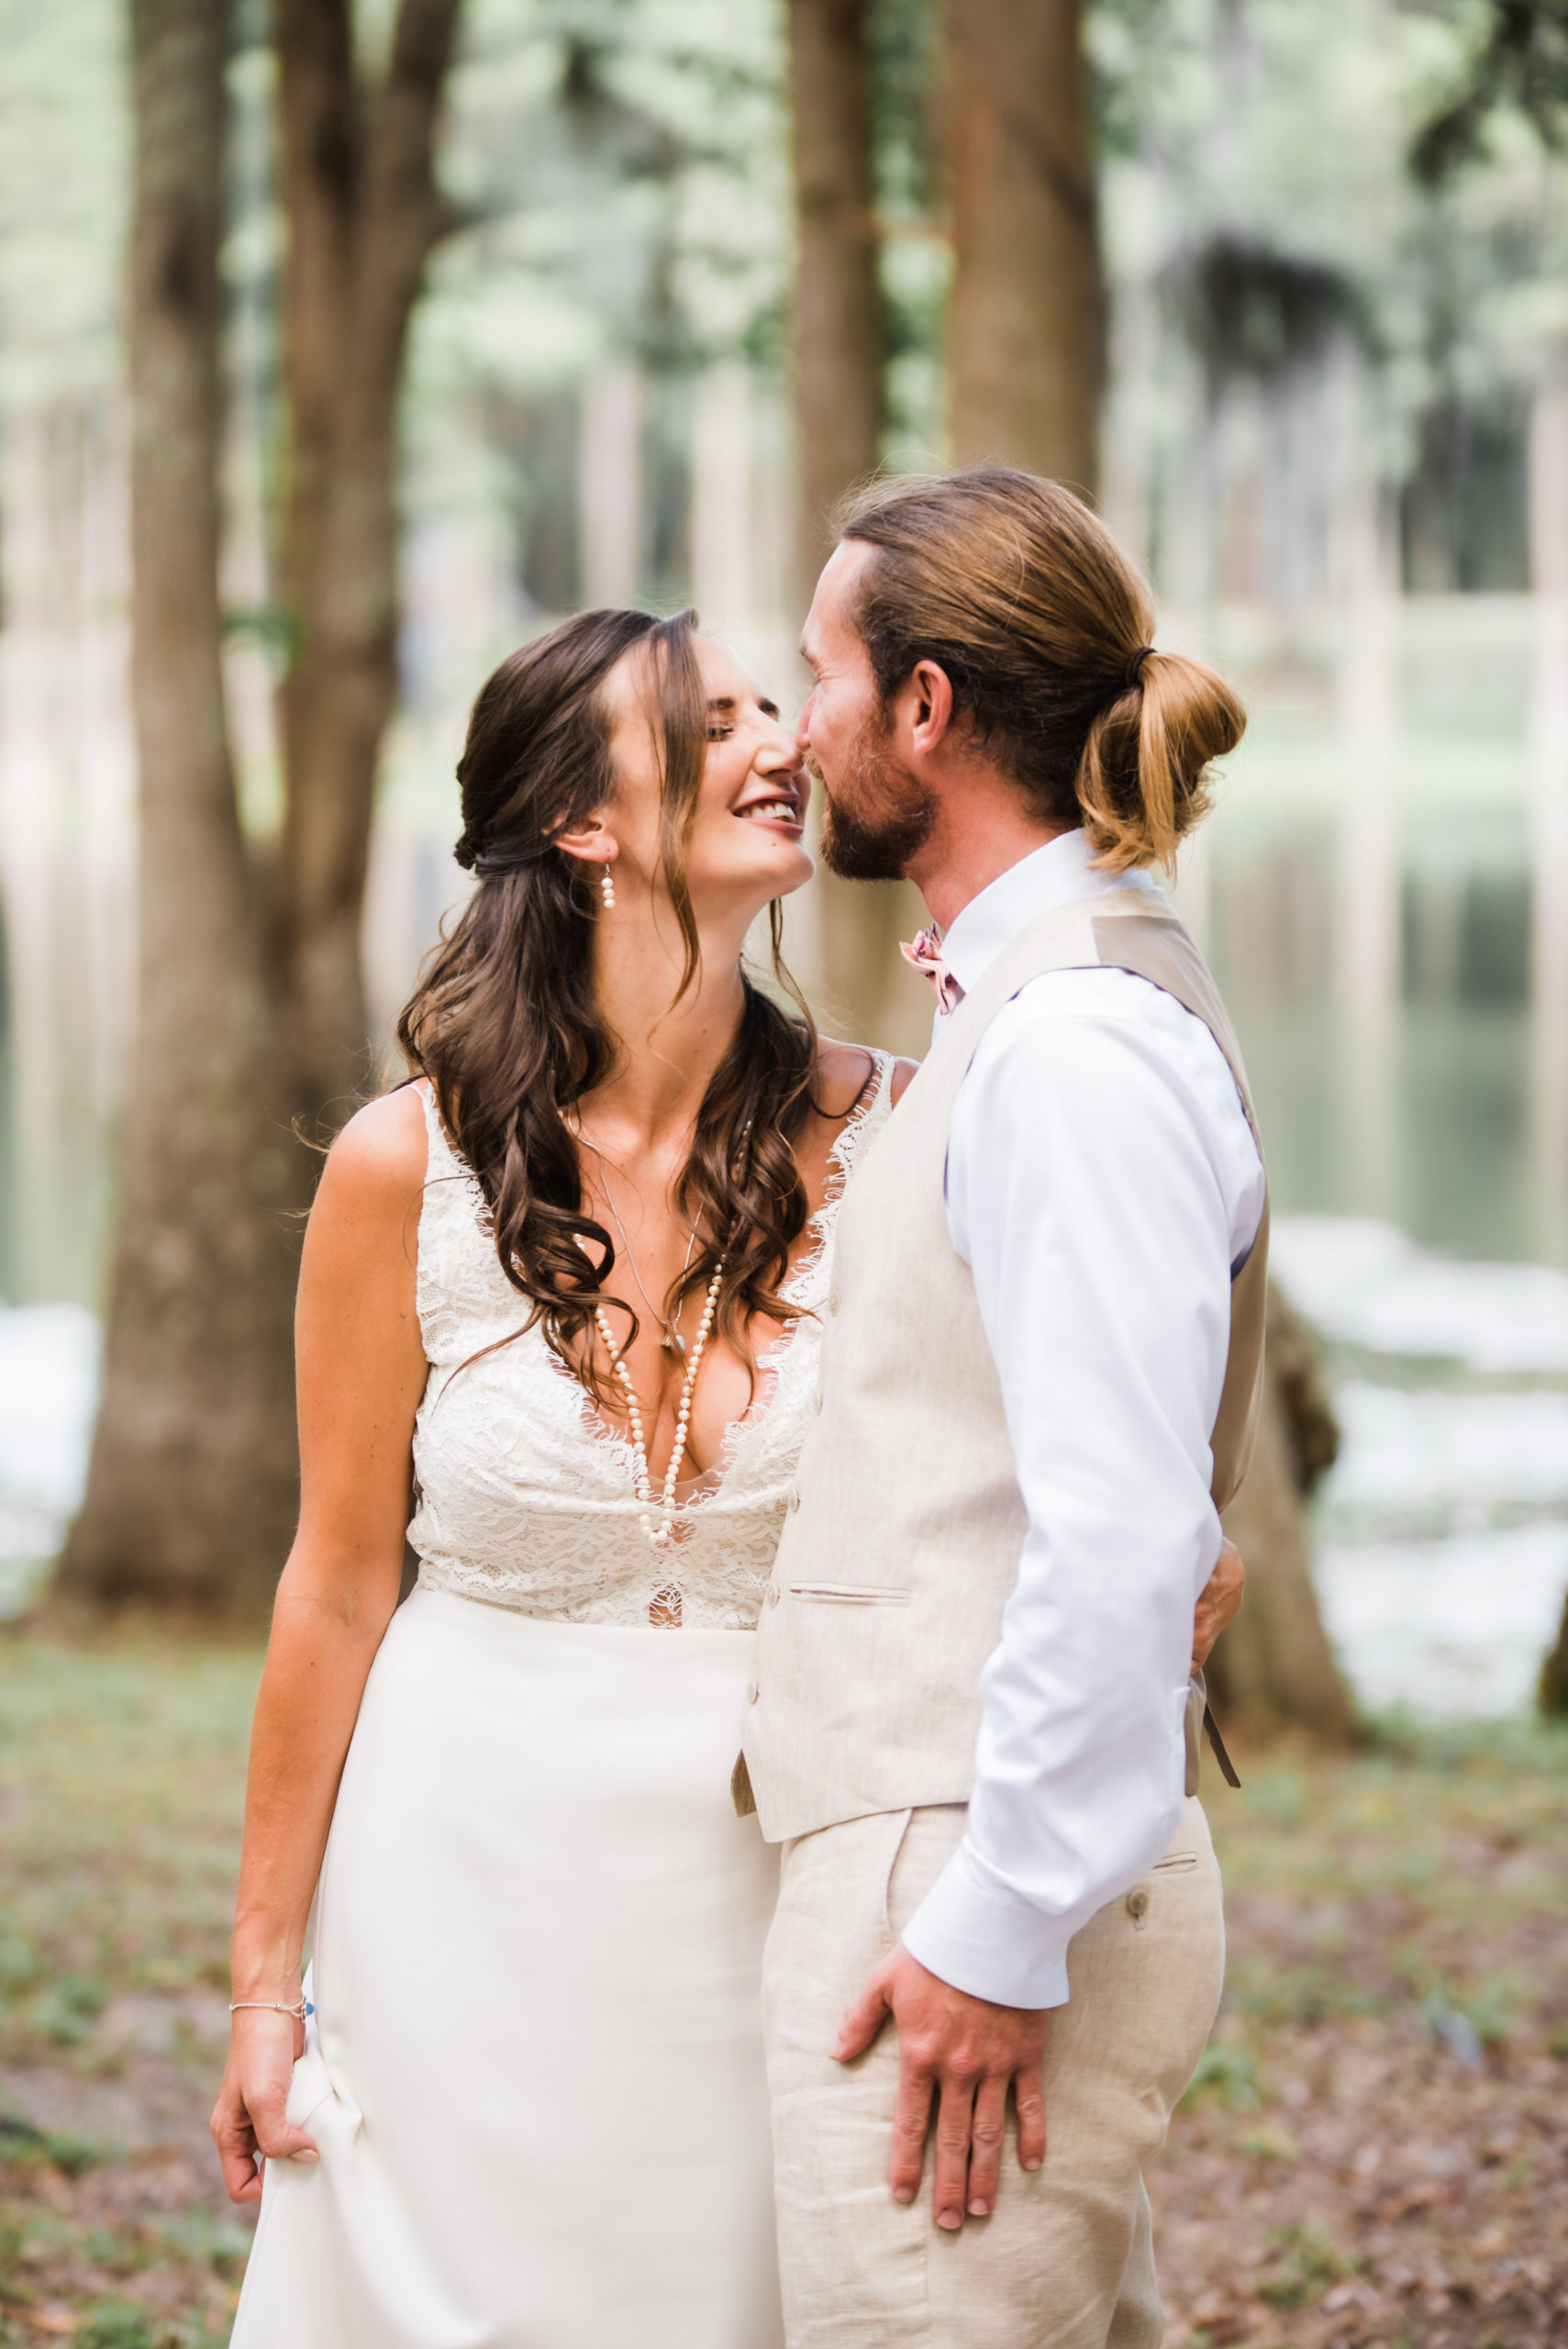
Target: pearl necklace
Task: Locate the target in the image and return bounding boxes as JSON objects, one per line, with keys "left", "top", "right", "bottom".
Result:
{"left": 592, "top": 1265, "right": 726, "bottom": 1549}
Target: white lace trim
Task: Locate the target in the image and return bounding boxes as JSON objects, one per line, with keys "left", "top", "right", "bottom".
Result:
{"left": 406, "top": 1056, "right": 893, "bottom": 1628}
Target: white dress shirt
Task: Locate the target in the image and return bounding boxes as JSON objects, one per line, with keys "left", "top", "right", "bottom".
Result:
{"left": 897, "top": 832, "right": 1266, "bottom": 2010}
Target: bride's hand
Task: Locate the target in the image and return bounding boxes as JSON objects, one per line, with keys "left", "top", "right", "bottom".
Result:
{"left": 211, "top": 2009, "right": 317, "bottom": 2205}
{"left": 1192, "top": 1539, "right": 1244, "bottom": 1671}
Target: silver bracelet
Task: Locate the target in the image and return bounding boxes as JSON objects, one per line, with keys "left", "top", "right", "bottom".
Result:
{"left": 228, "top": 1998, "right": 312, "bottom": 2021}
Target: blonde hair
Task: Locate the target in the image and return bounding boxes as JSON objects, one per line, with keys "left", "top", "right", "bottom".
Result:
{"left": 837, "top": 468, "right": 1244, "bottom": 874}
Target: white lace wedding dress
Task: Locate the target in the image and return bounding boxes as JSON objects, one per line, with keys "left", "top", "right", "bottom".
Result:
{"left": 230, "top": 1058, "right": 894, "bottom": 2349}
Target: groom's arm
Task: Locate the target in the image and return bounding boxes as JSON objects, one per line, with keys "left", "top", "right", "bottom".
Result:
{"left": 905, "top": 976, "right": 1262, "bottom": 2001}
{"left": 838, "top": 972, "right": 1262, "bottom": 2226}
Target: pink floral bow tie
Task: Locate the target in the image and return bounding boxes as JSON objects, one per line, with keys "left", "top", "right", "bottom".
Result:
{"left": 900, "top": 927, "right": 963, "bottom": 1015}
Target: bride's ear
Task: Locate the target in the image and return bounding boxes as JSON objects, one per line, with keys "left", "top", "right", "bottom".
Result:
{"left": 555, "top": 815, "right": 618, "bottom": 870}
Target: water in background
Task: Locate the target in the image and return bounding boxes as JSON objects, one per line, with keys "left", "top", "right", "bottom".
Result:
{"left": 1271, "top": 1219, "right": 1568, "bottom": 1717}
{"left": 1, "top": 584, "right": 1565, "bottom": 1711}
{"left": 3, "top": 1219, "right": 1563, "bottom": 1725}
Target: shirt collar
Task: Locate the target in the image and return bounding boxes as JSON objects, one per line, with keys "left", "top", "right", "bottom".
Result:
{"left": 936, "top": 830, "right": 1161, "bottom": 1005}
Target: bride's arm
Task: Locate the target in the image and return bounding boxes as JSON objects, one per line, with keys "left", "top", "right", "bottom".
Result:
{"left": 211, "top": 1089, "right": 428, "bottom": 2206}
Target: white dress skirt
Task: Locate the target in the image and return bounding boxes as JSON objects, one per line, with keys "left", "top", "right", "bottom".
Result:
{"left": 231, "top": 1590, "right": 783, "bottom": 2349}
{"left": 229, "top": 1063, "right": 895, "bottom": 2348}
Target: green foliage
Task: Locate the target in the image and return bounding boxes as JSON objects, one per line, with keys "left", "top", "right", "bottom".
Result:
{"left": 1416, "top": 1969, "right": 1519, "bottom": 2051}
{"left": 151, "top": 2210, "right": 252, "bottom": 2276}
{"left": 1411, "top": 0, "right": 1568, "bottom": 185}
{"left": 0, "top": 2110, "right": 111, "bottom": 2176}
{"left": 0, "top": 1643, "right": 257, "bottom": 2071}
{"left": 0, "top": 1933, "right": 40, "bottom": 1994}
{"left": 0, "top": 0, "right": 126, "bottom": 411}
{"left": 1232, "top": 2121, "right": 1302, "bottom": 2162}
{"left": 74, "top": 2302, "right": 153, "bottom": 2349}
{"left": 1254, "top": 2221, "right": 1354, "bottom": 2310}
{"left": 1241, "top": 1766, "right": 1308, "bottom": 1828}
{"left": 1181, "top": 2035, "right": 1263, "bottom": 2110}
{"left": 39, "top": 1970, "right": 108, "bottom": 2044}
{"left": 1227, "top": 1961, "right": 1376, "bottom": 2026}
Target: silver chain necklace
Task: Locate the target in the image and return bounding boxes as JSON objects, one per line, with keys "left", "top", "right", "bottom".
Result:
{"left": 583, "top": 1141, "right": 701, "bottom": 1359}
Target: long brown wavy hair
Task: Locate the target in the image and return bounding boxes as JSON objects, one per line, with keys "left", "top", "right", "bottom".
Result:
{"left": 397, "top": 608, "right": 819, "bottom": 1397}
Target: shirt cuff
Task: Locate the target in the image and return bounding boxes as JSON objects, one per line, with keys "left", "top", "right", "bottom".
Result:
{"left": 899, "top": 1841, "right": 1073, "bottom": 2011}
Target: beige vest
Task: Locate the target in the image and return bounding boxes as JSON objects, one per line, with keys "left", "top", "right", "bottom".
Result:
{"left": 740, "top": 888, "right": 1270, "bottom": 1844}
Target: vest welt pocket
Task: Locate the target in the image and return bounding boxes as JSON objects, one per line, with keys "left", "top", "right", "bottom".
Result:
{"left": 785, "top": 1581, "right": 912, "bottom": 1606}
{"left": 1151, "top": 1850, "right": 1199, "bottom": 1873}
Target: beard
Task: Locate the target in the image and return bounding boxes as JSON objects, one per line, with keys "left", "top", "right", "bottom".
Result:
{"left": 815, "top": 709, "right": 939, "bottom": 881}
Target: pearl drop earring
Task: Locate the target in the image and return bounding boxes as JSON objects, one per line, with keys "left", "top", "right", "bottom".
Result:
{"left": 600, "top": 868, "right": 616, "bottom": 911}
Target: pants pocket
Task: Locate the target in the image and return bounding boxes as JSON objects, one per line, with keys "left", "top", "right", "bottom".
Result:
{"left": 878, "top": 1809, "right": 915, "bottom": 1945}
{"left": 883, "top": 1804, "right": 969, "bottom": 1946}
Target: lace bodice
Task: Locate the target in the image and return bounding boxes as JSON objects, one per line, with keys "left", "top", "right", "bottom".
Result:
{"left": 408, "top": 1059, "right": 895, "bottom": 1629}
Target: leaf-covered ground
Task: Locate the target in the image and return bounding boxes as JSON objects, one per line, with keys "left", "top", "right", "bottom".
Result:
{"left": 0, "top": 1640, "right": 258, "bottom": 2345}
{"left": 1155, "top": 1725, "right": 1568, "bottom": 2349}
{"left": 0, "top": 1637, "right": 1564, "bottom": 2345}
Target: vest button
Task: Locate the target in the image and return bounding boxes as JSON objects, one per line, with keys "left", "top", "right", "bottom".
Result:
{"left": 1126, "top": 1887, "right": 1150, "bottom": 1921}
{"left": 786, "top": 1488, "right": 801, "bottom": 1512}
{"left": 747, "top": 1681, "right": 759, "bottom": 1705}
{"left": 827, "top": 1290, "right": 841, "bottom": 1316}
{"left": 767, "top": 1583, "right": 781, "bottom": 1607}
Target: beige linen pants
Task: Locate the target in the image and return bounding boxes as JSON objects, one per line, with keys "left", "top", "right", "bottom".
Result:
{"left": 762, "top": 1798, "right": 1224, "bottom": 2349}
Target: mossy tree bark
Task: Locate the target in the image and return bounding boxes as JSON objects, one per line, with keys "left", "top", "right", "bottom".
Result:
{"left": 274, "top": 0, "right": 464, "bottom": 1132}
{"left": 59, "top": 0, "right": 464, "bottom": 1621}
{"left": 1207, "top": 1283, "right": 1360, "bottom": 1745}
{"left": 1539, "top": 1593, "right": 1568, "bottom": 1715}
{"left": 944, "top": 0, "right": 1105, "bottom": 495}
{"left": 785, "top": 0, "right": 925, "bottom": 1046}
{"left": 54, "top": 0, "right": 301, "bottom": 1620}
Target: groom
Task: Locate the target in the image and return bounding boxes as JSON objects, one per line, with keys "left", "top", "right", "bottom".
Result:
{"left": 740, "top": 468, "right": 1268, "bottom": 2347}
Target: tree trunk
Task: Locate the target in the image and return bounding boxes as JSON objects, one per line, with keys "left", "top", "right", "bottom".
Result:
{"left": 57, "top": 0, "right": 464, "bottom": 1624}
{"left": 1207, "top": 1282, "right": 1360, "bottom": 1745}
{"left": 54, "top": 0, "right": 301, "bottom": 1620}
{"left": 1540, "top": 1590, "right": 1568, "bottom": 1715}
{"left": 944, "top": 0, "right": 1105, "bottom": 495}
{"left": 275, "top": 0, "right": 462, "bottom": 1133}
{"left": 786, "top": 0, "right": 884, "bottom": 574}
{"left": 785, "top": 0, "right": 926, "bottom": 1048}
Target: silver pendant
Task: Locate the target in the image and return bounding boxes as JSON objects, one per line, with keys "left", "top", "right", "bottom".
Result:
{"left": 662, "top": 1326, "right": 688, "bottom": 1360}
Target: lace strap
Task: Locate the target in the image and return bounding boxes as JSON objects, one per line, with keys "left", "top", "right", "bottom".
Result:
{"left": 416, "top": 1078, "right": 487, "bottom": 1206}
{"left": 828, "top": 1049, "right": 896, "bottom": 1191}
{"left": 415, "top": 1076, "right": 451, "bottom": 1172}
{"left": 413, "top": 1078, "right": 493, "bottom": 1275}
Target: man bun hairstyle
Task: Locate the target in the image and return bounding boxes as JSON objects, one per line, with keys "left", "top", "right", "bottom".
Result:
{"left": 837, "top": 467, "right": 1244, "bottom": 874}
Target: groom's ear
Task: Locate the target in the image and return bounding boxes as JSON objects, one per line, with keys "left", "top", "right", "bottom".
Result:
{"left": 907, "top": 658, "right": 957, "bottom": 753}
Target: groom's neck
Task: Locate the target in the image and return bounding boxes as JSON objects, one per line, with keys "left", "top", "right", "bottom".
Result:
{"left": 904, "top": 762, "right": 1067, "bottom": 933}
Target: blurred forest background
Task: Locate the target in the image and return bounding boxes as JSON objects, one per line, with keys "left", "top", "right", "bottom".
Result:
{"left": 2, "top": 0, "right": 1563, "bottom": 1709}
{"left": 0, "top": 5, "right": 1567, "bottom": 2342}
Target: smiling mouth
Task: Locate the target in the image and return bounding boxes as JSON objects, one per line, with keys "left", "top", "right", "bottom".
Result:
{"left": 734, "top": 796, "right": 803, "bottom": 827}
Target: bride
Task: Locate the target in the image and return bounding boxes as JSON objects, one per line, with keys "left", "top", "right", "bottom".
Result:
{"left": 212, "top": 605, "right": 1241, "bottom": 2346}
{"left": 214, "top": 607, "right": 905, "bottom": 2348}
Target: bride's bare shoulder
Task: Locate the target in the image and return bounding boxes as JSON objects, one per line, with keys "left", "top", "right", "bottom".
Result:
{"left": 814, "top": 1036, "right": 920, "bottom": 1114}
{"left": 313, "top": 1085, "right": 428, "bottom": 1223}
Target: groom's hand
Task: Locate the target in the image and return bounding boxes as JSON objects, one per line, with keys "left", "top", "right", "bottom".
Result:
{"left": 1193, "top": 1538, "right": 1245, "bottom": 1669}
{"left": 834, "top": 1947, "right": 1050, "bottom": 2229}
